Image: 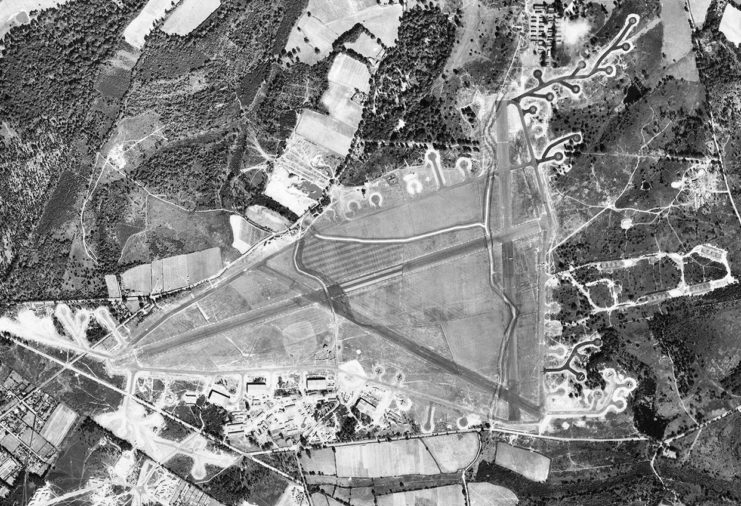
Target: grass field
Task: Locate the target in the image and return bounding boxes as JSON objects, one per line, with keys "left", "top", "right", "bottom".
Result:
{"left": 659, "top": 0, "right": 698, "bottom": 81}
{"left": 161, "top": 0, "right": 220, "bottom": 35}
{"left": 124, "top": 0, "right": 179, "bottom": 49}
{"left": 295, "top": 110, "right": 356, "bottom": 156}
{"left": 138, "top": 304, "right": 334, "bottom": 371}
{"left": 120, "top": 247, "right": 222, "bottom": 295}
{"left": 467, "top": 482, "right": 518, "bottom": 506}
{"left": 284, "top": 0, "right": 402, "bottom": 64}
{"left": 494, "top": 442, "right": 550, "bottom": 482}
{"left": 300, "top": 448, "right": 336, "bottom": 475}
{"left": 38, "top": 403, "right": 77, "bottom": 447}
{"left": 314, "top": 176, "right": 486, "bottom": 240}
{"left": 377, "top": 485, "right": 464, "bottom": 506}
{"left": 230, "top": 215, "right": 268, "bottom": 253}
{"left": 331, "top": 435, "right": 478, "bottom": 477}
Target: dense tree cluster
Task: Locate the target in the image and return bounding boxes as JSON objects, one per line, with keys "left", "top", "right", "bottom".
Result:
{"left": 200, "top": 457, "right": 287, "bottom": 506}
{"left": 0, "top": 0, "right": 146, "bottom": 143}
{"left": 357, "top": 6, "right": 457, "bottom": 143}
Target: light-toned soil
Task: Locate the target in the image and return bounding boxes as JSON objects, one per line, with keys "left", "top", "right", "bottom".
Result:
{"left": 467, "top": 482, "right": 519, "bottom": 506}
{"left": 124, "top": 0, "right": 180, "bottom": 49}
{"left": 494, "top": 441, "right": 551, "bottom": 482}
{"left": 160, "top": 0, "right": 220, "bottom": 36}
{"left": 376, "top": 485, "right": 465, "bottom": 506}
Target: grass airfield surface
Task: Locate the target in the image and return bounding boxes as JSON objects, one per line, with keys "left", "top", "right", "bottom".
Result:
{"left": 115, "top": 94, "right": 550, "bottom": 425}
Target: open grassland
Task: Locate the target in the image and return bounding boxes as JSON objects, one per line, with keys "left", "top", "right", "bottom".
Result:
{"left": 123, "top": 0, "right": 180, "bottom": 49}
{"left": 38, "top": 403, "right": 78, "bottom": 447}
{"left": 120, "top": 247, "right": 222, "bottom": 295}
{"left": 468, "top": 482, "right": 519, "bottom": 506}
{"left": 300, "top": 448, "right": 337, "bottom": 475}
{"left": 345, "top": 247, "right": 509, "bottom": 381}
{"left": 377, "top": 485, "right": 464, "bottom": 506}
{"left": 0, "top": 0, "right": 71, "bottom": 39}
{"left": 494, "top": 442, "right": 551, "bottom": 482}
{"left": 332, "top": 434, "right": 478, "bottom": 477}
{"left": 160, "top": 0, "right": 220, "bottom": 35}
{"left": 659, "top": 0, "right": 698, "bottom": 81}
{"left": 132, "top": 303, "right": 334, "bottom": 372}
{"left": 315, "top": 176, "right": 486, "bottom": 240}
{"left": 284, "top": 0, "right": 402, "bottom": 64}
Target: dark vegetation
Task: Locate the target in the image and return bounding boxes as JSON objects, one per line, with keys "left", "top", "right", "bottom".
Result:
{"left": 168, "top": 396, "right": 229, "bottom": 438}
{"left": 473, "top": 453, "right": 663, "bottom": 504}
{"left": 200, "top": 457, "right": 287, "bottom": 506}
{"left": 358, "top": 6, "right": 456, "bottom": 143}
{"left": 133, "top": 132, "right": 234, "bottom": 210}
{"left": 0, "top": 1, "right": 146, "bottom": 140}
{"left": 47, "top": 417, "right": 134, "bottom": 494}
{"left": 0, "top": 0, "right": 309, "bottom": 302}
{"left": 584, "top": 326, "right": 667, "bottom": 439}
{"left": 0, "top": 0, "right": 147, "bottom": 302}
{"left": 341, "top": 6, "right": 458, "bottom": 185}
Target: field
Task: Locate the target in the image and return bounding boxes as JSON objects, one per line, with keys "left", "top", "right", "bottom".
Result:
{"left": 295, "top": 110, "right": 355, "bottom": 156}
{"left": 659, "top": 0, "right": 698, "bottom": 81}
{"left": 377, "top": 485, "right": 464, "bottom": 506}
{"left": 38, "top": 403, "right": 78, "bottom": 447}
{"left": 160, "top": 0, "right": 220, "bottom": 35}
{"left": 45, "top": 419, "right": 131, "bottom": 498}
{"left": 720, "top": 4, "right": 741, "bottom": 46}
{"left": 303, "top": 434, "right": 479, "bottom": 478}
{"left": 283, "top": 0, "right": 402, "bottom": 64}
{"left": 468, "top": 482, "right": 518, "bottom": 506}
{"left": 230, "top": 215, "right": 268, "bottom": 253}
{"left": 117, "top": 94, "right": 551, "bottom": 426}
{"left": 120, "top": 247, "right": 223, "bottom": 295}
{"left": 0, "top": 0, "right": 70, "bottom": 38}
{"left": 344, "top": 32, "right": 384, "bottom": 61}
{"left": 123, "top": 0, "right": 179, "bottom": 49}
{"left": 494, "top": 442, "right": 551, "bottom": 482}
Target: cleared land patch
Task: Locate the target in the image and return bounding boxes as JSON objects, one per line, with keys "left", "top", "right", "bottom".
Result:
{"left": 124, "top": 0, "right": 180, "bottom": 49}
{"left": 121, "top": 247, "right": 222, "bottom": 295}
{"left": 494, "top": 442, "right": 550, "bottom": 482}
{"left": 377, "top": 485, "right": 464, "bottom": 506}
{"left": 284, "top": 0, "right": 402, "bottom": 64}
{"left": 331, "top": 435, "right": 478, "bottom": 477}
{"left": 161, "top": 0, "right": 220, "bottom": 36}
{"left": 467, "top": 483, "right": 518, "bottom": 506}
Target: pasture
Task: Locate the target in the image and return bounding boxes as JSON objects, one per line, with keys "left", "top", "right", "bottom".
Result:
{"left": 494, "top": 442, "right": 550, "bottom": 482}
{"left": 468, "top": 483, "right": 518, "bottom": 506}
{"left": 314, "top": 176, "right": 486, "bottom": 239}
{"left": 124, "top": 0, "right": 180, "bottom": 49}
{"left": 138, "top": 304, "right": 335, "bottom": 372}
{"left": 246, "top": 205, "right": 290, "bottom": 231}
{"left": 333, "top": 435, "right": 478, "bottom": 477}
{"left": 0, "top": 0, "right": 70, "bottom": 40}
{"left": 284, "top": 0, "right": 402, "bottom": 64}
{"left": 659, "top": 0, "right": 698, "bottom": 81}
{"left": 328, "top": 53, "right": 371, "bottom": 93}
{"left": 377, "top": 485, "right": 464, "bottom": 506}
{"left": 299, "top": 448, "right": 336, "bottom": 475}
{"left": 344, "top": 32, "right": 384, "bottom": 61}
{"left": 120, "top": 247, "right": 222, "bottom": 295}
{"left": 38, "top": 403, "right": 77, "bottom": 447}
{"left": 295, "top": 110, "right": 355, "bottom": 156}
{"left": 161, "top": 0, "right": 220, "bottom": 36}
{"left": 720, "top": 4, "right": 741, "bottom": 46}
{"left": 230, "top": 215, "right": 268, "bottom": 254}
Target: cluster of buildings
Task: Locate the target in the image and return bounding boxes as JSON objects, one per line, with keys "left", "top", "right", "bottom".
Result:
{"left": 0, "top": 370, "right": 78, "bottom": 498}
{"left": 528, "top": 2, "right": 563, "bottom": 64}
{"left": 178, "top": 371, "right": 340, "bottom": 447}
